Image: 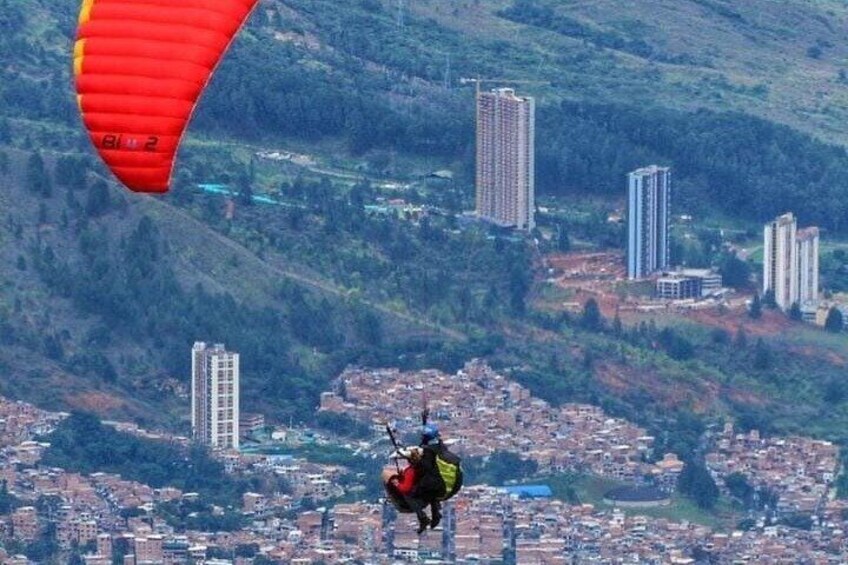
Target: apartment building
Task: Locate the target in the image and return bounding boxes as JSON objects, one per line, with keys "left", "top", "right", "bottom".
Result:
{"left": 627, "top": 166, "right": 671, "bottom": 279}
{"left": 763, "top": 213, "right": 820, "bottom": 311}
{"left": 476, "top": 88, "right": 535, "bottom": 231}
{"left": 191, "top": 342, "right": 240, "bottom": 450}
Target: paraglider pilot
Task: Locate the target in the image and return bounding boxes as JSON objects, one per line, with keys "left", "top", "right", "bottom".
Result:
{"left": 383, "top": 413, "right": 463, "bottom": 534}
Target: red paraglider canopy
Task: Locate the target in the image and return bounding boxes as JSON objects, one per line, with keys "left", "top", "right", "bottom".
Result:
{"left": 74, "top": 0, "right": 259, "bottom": 193}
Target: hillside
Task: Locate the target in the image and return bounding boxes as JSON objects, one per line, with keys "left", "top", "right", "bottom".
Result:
{"left": 6, "top": 0, "right": 848, "bottom": 144}
{"left": 0, "top": 147, "right": 467, "bottom": 430}
{"left": 5, "top": 0, "right": 848, "bottom": 230}
{"left": 414, "top": 0, "right": 848, "bottom": 142}
{"left": 0, "top": 0, "right": 846, "bottom": 457}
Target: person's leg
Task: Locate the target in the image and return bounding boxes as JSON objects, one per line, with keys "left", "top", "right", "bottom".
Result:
{"left": 430, "top": 500, "right": 442, "bottom": 529}
{"left": 403, "top": 495, "right": 430, "bottom": 533}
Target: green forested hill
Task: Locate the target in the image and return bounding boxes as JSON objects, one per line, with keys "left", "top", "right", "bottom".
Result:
{"left": 4, "top": 0, "right": 848, "bottom": 228}
{"left": 418, "top": 0, "right": 848, "bottom": 142}
{"left": 0, "top": 0, "right": 847, "bottom": 450}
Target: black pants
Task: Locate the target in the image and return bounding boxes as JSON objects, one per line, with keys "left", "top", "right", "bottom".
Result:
{"left": 388, "top": 486, "right": 443, "bottom": 522}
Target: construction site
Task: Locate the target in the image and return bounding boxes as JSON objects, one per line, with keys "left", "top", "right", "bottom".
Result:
{"left": 538, "top": 251, "right": 743, "bottom": 323}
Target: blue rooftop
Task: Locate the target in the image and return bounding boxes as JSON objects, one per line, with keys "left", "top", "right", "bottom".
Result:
{"left": 504, "top": 485, "right": 553, "bottom": 498}
{"left": 196, "top": 183, "right": 304, "bottom": 209}
{"left": 198, "top": 183, "right": 231, "bottom": 193}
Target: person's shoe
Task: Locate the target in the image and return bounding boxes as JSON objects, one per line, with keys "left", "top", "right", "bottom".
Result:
{"left": 430, "top": 508, "right": 442, "bottom": 529}
{"left": 416, "top": 512, "right": 431, "bottom": 534}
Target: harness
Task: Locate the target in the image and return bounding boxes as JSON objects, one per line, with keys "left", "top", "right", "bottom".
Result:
{"left": 384, "top": 405, "right": 464, "bottom": 505}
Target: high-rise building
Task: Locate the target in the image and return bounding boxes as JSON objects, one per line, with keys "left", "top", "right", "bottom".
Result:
{"left": 797, "top": 227, "right": 820, "bottom": 307}
{"left": 475, "top": 88, "right": 535, "bottom": 231}
{"left": 191, "top": 342, "right": 240, "bottom": 450}
{"left": 627, "top": 166, "right": 671, "bottom": 280}
{"left": 763, "top": 212, "right": 797, "bottom": 310}
{"left": 763, "top": 213, "right": 820, "bottom": 311}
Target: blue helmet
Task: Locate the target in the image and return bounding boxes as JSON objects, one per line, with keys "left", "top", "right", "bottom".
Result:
{"left": 422, "top": 424, "right": 440, "bottom": 445}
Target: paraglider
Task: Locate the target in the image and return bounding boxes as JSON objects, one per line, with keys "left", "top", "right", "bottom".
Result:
{"left": 382, "top": 408, "right": 463, "bottom": 534}
{"left": 73, "top": 0, "right": 259, "bottom": 193}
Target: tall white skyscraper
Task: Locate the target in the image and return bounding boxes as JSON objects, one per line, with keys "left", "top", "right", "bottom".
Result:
{"left": 475, "top": 88, "right": 535, "bottom": 231}
{"left": 627, "top": 166, "right": 671, "bottom": 280}
{"left": 763, "top": 212, "right": 797, "bottom": 310}
{"left": 763, "top": 213, "right": 820, "bottom": 311}
{"left": 797, "top": 227, "right": 820, "bottom": 307}
{"left": 191, "top": 342, "right": 240, "bottom": 450}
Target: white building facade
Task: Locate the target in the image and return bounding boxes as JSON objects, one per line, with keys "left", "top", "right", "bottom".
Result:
{"left": 191, "top": 342, "right": 240, "bottom": 450}
{"left": 763, "top": 214, "right": 820, "bottom": 311}
{"left": 627, "top": 166, "right": 671, "bottom": 280}
{"left": 475, "top": 88, "right": 535, "bottom": 231}
{"left": 797, "top": 227, "right": 820, "bottom": 307}
{"left": 763, "top": 213, "right": 798, "bottom": 310}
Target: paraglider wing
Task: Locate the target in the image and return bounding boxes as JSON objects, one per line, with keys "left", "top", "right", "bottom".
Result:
{"left": 73, "top": 0, "right": 259, "bottom": 193}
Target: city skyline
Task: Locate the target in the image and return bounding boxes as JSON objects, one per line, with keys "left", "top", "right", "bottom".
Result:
{"left": 475, "top": 87, "right": 536, "bottom": 231}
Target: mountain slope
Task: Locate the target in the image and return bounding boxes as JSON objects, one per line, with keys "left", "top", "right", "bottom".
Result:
{"left": 0, "top": 0, "right": 846, "bottom": 446}
{"left": 413, "top": 0, "right": 848, "bottom": 144}
{"left": 0, "top": 148, "right": 463, "bottom": 428}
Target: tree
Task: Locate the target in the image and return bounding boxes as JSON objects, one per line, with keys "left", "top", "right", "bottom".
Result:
{"left": 25, "top": 521, "right": 58, "bottom": 562}
{"left": 719, "top": 254, "right": 751, "bottom": 289}
{"left": 748, "top": 294, "right": 762, "bottom": 319}
{"left": 763, "top": 289, "right": 777, "bottom": 309}
{"left": 678, "top": 462, "right": 719, "bottom": 510}
{"left": 237, "top": 167, "right": 254, "bottom": 206}
{"left": 612, "top": 314, "right": 623, "bottom": 336}
{"left": 557, "top": 224, "right": 571, "bottom": 252}
{"left": 315, "top": 412, "right": 371, "bottom": 439}
{"left": 823, "top": 378, "right": 847, "bottom": 405}
{"left": 42, "top": 413, "right": 246, "bottom": 506}
{"left": 508, "top": 265, "right": 531, "bottom": 315}
{"left": 0, "top": 480, "right": 19, "bottom": 513}
{"left": 734, "top": 327, "right": 748, "bottom": 349}
{"left": 68, "top": 549, "right": 85, "bottom": 565}
{"left": 781, "top": 513, "right": 813, "bottom": 530}
{"left": 352, "top": 303, "right": 383, "bottom": 346}
{"left": 469, "top": 451, "right": 539, "bottom": 485}
{"left": 170, "top": 170, "right": 195, "bottom": 206}
{"left": 753, "top": 338, "right": 772, "bottom": 371}
{"left": 235, "top": 543, "right": 260, "bottom": 558}
{"left": 825, "top": 307, "right": 844, "bottom": 333}
{"left": 26, "top": 152, "right": 52, "bottom": 197}
{"left": 580, "top": 298, "right": 604, "bottom": 331}
{"left": 658, "top": 328, "right": 694, "bottom": 360}
{"left": 43, "top": 335, "right": 64, "bottom": 362}
{"left": 86, "top": 180, "right": 112, "bottom": 217}
{"left": 725, "top": 472, "right": 753, "bottom": 505}
{"left": 55, "top": 155, "right": 88, "bottom": 190}
{"left": 710, "top": 328, "right": 729, "bottom": 345}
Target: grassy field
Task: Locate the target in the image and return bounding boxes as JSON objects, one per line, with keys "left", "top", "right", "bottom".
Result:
{"left": 533, "top": 474, "right": 740, "bottom": 530}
